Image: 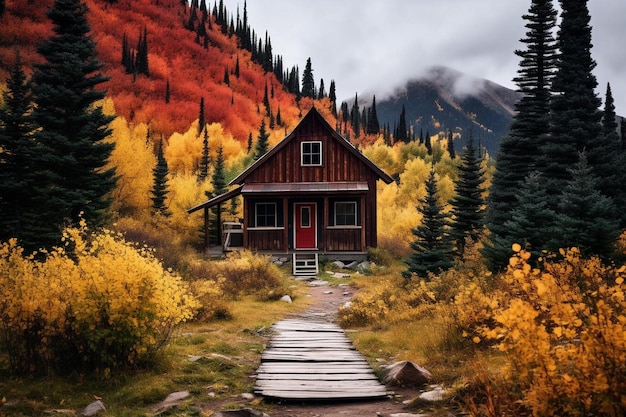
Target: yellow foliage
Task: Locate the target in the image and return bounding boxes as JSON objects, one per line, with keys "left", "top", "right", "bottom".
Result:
{"left": 476, "top": 247, "right": 626, "bottom": 416}
{"left": 0, "top": 222, "right": 199, "bottom": 374}
{"left": 105, "top": 108, "right": 156, "bottom": 218}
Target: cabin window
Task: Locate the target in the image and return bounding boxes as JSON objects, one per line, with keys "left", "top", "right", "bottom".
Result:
{"left": 334, "top": 201, "right": 357, "bottom": 226}
{"left": 255, "top": 202, "right": 277, "bottom": 227}
{"left": 301, "top": 141, "right": 322, "bottom": 166}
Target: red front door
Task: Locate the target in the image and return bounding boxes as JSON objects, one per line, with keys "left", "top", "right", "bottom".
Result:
{"left": 294, "top": 203, "right": 316, "bottom": 249}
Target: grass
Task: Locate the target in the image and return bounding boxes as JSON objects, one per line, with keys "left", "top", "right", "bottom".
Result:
{"left": 0, "top": 287, "right": 313, "bottom": 416}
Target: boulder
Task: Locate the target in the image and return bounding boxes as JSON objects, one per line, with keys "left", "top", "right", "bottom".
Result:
{"left": 381, "top": 361, "right": 432, "bottom": 387}
{"left": 80, "top": 400, "right": 106, "bottom": 416}
{"left": 280, "top": 295, "right": 292, "bottom": 303}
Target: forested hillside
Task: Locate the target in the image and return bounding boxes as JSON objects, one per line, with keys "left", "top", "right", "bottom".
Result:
{"left": 0, "top": 0, "right": 329, "bottom": 140}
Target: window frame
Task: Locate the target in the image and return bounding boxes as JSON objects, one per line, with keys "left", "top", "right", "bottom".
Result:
{"left": 254, "top": 202, "right": 277, "bottom": 228}
{"left": 334, "top": 201, "right": 358, "bottom": 226}
{"left": 301, "top": 141, "right": 323, "bottom": 166}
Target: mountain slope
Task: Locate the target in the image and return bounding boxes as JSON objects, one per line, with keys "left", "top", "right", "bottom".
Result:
{"left": 375, "top": 66, "right": 521, "bottom": 156}
{"left": 0, "top": 0, "right": 314, "bottom": 141}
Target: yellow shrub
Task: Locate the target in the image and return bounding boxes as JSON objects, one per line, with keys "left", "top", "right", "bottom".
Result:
{"left": 0, "top": 221, "right": 199, "bottom": 375}
{"left": 477, "top": 246, "right": 626, "bottom": 416}
{"left": 211, "top": 251, "right": 287, "bottom": 300}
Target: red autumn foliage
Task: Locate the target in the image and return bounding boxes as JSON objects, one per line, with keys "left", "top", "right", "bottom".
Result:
{"left": 0, "top": 0, "right": 332, "bottom": 143}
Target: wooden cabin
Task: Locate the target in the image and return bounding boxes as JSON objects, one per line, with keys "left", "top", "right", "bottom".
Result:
{"left": 187, "top": 107, "right": 393, "bottom": 272}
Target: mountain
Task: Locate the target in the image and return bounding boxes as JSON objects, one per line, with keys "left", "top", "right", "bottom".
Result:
{"left": 374, "top": 66, "right": 522, "bottom": 156}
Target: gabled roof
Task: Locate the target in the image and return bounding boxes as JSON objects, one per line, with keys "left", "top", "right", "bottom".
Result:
{"left": 229, "top": 107, "right": 394, "bottom": 185}
{"left": 186, "top": 185, "right": 243, "bottom": 214}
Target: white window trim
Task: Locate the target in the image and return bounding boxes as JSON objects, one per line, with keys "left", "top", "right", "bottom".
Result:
{"left": 334, "top": 201, "right": 358, "bottom": 226}
{"left": 301, "top": 141, "right": 323, "bottom": 166}
{"left": 255, "top": 202, "right": 277, "bottom": 228}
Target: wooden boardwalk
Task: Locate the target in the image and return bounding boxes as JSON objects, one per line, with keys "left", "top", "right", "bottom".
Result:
{"left": 254, "top": 318, "right": 389, "bottom": 400}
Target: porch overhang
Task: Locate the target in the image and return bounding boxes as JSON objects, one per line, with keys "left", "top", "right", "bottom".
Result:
{"left": 186, "top": 185, "right": 243, "bottom": 214}
{"left": 241, "top": 181, "right": 369, "bottom": 195}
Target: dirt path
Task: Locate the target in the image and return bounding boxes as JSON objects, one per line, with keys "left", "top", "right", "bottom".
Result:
{"left": 261, "top": 280, "right": 420, "bottom": 417}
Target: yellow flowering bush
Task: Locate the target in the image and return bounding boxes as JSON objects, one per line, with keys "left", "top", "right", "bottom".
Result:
{"left": 0, "top": 221, "right": 199, "bottom": 375}
{"left": 476, "top": 245, "right": 626, "bottom": 416}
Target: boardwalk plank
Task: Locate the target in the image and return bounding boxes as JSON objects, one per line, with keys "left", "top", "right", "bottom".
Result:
{"left": 254, "top": 318, "right": 389, "bottom": 400}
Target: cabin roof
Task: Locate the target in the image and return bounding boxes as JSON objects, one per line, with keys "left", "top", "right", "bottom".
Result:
{"left": 229, "top": 107, "right": 394, "bottom": 186}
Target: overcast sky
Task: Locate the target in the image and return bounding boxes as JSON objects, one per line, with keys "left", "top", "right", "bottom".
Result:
{"left": 219, "top": 0, "right": 626, "bottom": 116}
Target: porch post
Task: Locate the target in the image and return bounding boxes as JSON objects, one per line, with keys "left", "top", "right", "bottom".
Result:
{"left": 323, "top": 196, "right": 329, "bottom": 251}
{"left": 360, "top": 195, "right": 366, "bottom": 251}
{"left": 243, "top": 197, "right": 248, "bottom": 248}
{"left": 203, "top": 207, "right": 209, "bottom": 251}
{"left": 283, "top": 197, "right": 289, "bottom": 253}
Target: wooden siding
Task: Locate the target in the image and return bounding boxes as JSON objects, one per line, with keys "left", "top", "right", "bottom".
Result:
{"left": 324, "top": 228, "right": 362, "bottom": 251}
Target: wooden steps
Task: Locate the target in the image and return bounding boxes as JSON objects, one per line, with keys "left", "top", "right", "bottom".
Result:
{"left": 254, "top": 318, "right": 389, "bottom": 401}
{"left": 292, "top": 253, "right": 319, "bottom": 276}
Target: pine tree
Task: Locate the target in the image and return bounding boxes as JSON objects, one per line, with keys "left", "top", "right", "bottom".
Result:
{"left": 198, "top": 128, "right": 210, "bottom": 181}
{"left": 247, "top": 132, "right": 253, "bottom": 153}
{"left": 449, "top": 131, "right": 486, "bottom": 253}
{"left": 350, "top": 93, "right": 360, "bottom": 138}
{"left": 424, "top": 131, "right": 432, "bottom": 155}
{"left": 328, "top": 80, "right": 337, "bottom": 117}
{"left": 165, "top": 78, "right": 170, "bottom": 103}
{"left": 208, "top": 144, "right": 227, "bottom": 244}
{"left": 403, "top": 165, "right": 454, "bottom": 279}
{"left": 596, "top": 83, "right": 626, "bottom": 227}
{"left": 301, "top": 57, "right": 315, "bottom": 98}
{"left": 396, "top": 105, "right": 408, "bottom": 143}
{"left": 27, "top": 0, "right": 116, "bottom": 251}
{"left": 0, "top": 52, "right": 35, "bottom": 243}
{"left": 447, "top": 130, "right": 455, "bottom": 159}
{"left": 498, "top": 171, "right": 556, "bottom": 267}
{"left": 135, "top": 26, "right": 149, "bottom": 76}
{"left": 552, "top": 152, "right": 620, "bottom": 259}
{"left": 366, "top": 95, "right": 380, "bottom": 134}
{"left": 254, "top": 118, "right": 269, "bottom": 159}
{"left": 541, "top": 0, "right": 601, "bottom": 209}
{"left": 484, "top": 0, "right": 557, "bottom": 270}
{"left": 198, "top": 97, "right": 205, "bottom": 136}
{"left": 151, "top": 139, "right": 171, "bottom": 216}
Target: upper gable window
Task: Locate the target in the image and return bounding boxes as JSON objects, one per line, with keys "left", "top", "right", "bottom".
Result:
{"left": 301, "top": 141, "right": 322, "bottom": 166}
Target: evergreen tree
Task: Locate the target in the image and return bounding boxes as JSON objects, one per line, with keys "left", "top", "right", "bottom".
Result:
{"left": 234, "top": 55, "right": 240, "bottom": 77}
{"left": 484, "top": 0, "right": 557, "bottom": 270}
{"left": 424, "top": 131, "right": 432, "bottom": 155}
{"left": 27, "top": 0, "right": 116, "bottom": 251}
{"left": 449, "top": 131, "right": 486, "bottom": 253}
{"left": 165, "top": 78, "right": 170, "bottom": 103}
{"left": 317, "top": 78, "right": 326, "bottom": 99}
{"left": 447, "top": 130, "right": 455, "bottom": 159}
{"left": 135, "top": 26, "right": 149, "bottom": 76}
{"left": 247, "top": 132, "right": 253, "bottom": 153}
{"left": 596, "top": 83, "right": 626, "bottom": 227}
{"left": 0, "top": 52, "right": 35, "bottom": 243}
{"left": 263, "top": 82, "right": 271, "bottom": 117}
{"left": 552, "top": 152, "right": 620, "bottom": 259}
{"left": 366, "top": 95, "right": 380, "bottom": 134}
{"left": 151, "top": 139, "right": 171, "bottom": 216}
{"left": 328, "top": 80, "right": 337, "bottom": 117}
{"left": 541, "top": 0, "right": 601, "bottom": 208}
{"left": 208, "top": 144, "right": 227, "bottom": 244}
{"left": 498, "top": 171, "right": 556, "bottom": 267}
{"left": 276, "top": 106, "right": 282, "bottom": 127}
{"left": 396, "top": 105, "right": 408, "bottom": 143}
{"left": 301, "top": 57, "right": 315, "bottom": 98}
{"left": 254, "top": 118, "right": 269, "bottom": 159}
{"left": 350, "top": 93, "right": 360, "bottom": 138}
{"left": 198, "top": 97, "right": 205, "bottom": 136}
{"left": 198, "top": 128, "right": 210, "bottom": 181}
{"left": 223, "top": 66, "right": 230, "bottom": 85}
{"left": 403, "top": 165, "right": 454, "bottom": 279}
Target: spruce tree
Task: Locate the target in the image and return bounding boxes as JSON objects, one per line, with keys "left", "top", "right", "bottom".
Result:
{"left": 484, "top": 0, "right": 557, "bottom": 270}
{"left": 0, "top": 52, "right": 35, "bottom": 243}
{"left": 329, "top": 80, "right": 337, "bottom": 117}
{"left": 165, "top": 78, "right": 170, "bottom": 103}
{"left": 403, "top": 165, "right": 454, "bottom": 279}
{"left": 318, "top": 78, "right": 326, "bottom": 99}
{"left": 28, "top": 0, "right": 116, "bottom": 251}
{"left": 552, "top": 152, "right": 619, "bottom": 259}
{"left": 198, "top": 128, "right": 210, "bottom": 181}
{"left": 208, "top": 144, "right": 227, "bottom": 244}
{"left": 449, "top": 131, "right": 486, "bottom": 253}
{"left": 254, "top": 118, "right": 269, "bottom": 159}
{"left": 499, "top": 171, "right": 556, "bottom": 266}
{"left": 447, "top": 130, "right": 455, "bottom": 159}
{"left": 350, "top": 93, "right": 360, "bottom": 138}
{"left": 541, "top": 0, "right": 602, "bottom": 208}
{"left": 198, "top": 97, "right": 205, "bottom": 136}
{"left": 301, "top": 57, "right": 315, "bottom": 98}
{"left": 151, "top": 139, "right": 171, "bottom": 217}
{"left": 396, "top": 105, "right": 408, "bottom": 143}
{"left": 366, "top": 95, "right": 380, "bottom": 134}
